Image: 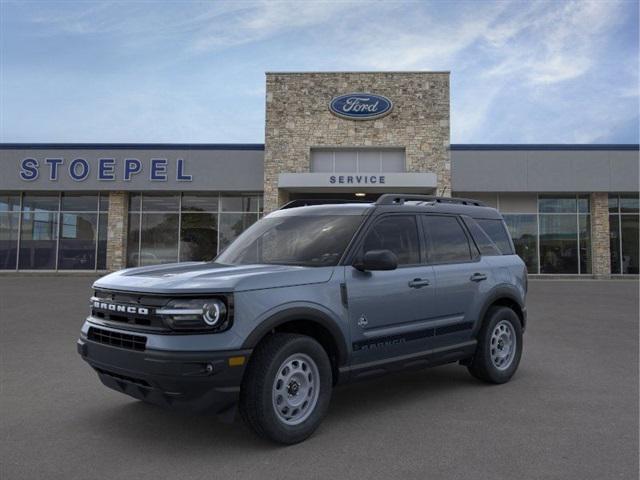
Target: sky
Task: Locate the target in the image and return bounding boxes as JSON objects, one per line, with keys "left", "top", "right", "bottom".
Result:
{"left": 0, "top": 0, "right": 638, "bottom": 144}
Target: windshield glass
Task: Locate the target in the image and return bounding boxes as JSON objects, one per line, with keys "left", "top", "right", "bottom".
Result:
{"left": 216, "top": 214, "right": 364, "bottom": 267}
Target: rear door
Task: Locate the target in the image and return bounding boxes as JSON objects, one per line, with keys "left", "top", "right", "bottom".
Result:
{"left": 346, "top": 214, "right": 436, "bottom": 364}
{"left": 421, "top": 214, "right": 489, "bottom": 348}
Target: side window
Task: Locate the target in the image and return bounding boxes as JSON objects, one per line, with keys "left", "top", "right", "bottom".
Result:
{"left": 462, "top": 217, "right": 501, "bottom": 256}
{"left": 476, "top": 218, "right": 515, "bottom": 254}
{"left": 422, "top": 215, "right": 472, "bottom": 263}
{"left": 361, "top": 215, "right": 420, "bottom": 265}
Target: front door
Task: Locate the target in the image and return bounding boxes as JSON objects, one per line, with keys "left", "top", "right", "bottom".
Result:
{"left": 346, "top": 214, "right": 436, "bottom": 364}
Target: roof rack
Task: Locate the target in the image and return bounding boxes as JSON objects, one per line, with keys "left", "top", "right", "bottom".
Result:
{"left": 279, "top": 199, "right": 372, "bottom": 209}
{"left": 375, "top": 194, "right": 486, "bottom": 207}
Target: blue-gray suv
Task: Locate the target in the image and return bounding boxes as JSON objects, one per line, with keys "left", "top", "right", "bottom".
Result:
{"left": 78, "top": 194, "right": 527, "bottom": 444}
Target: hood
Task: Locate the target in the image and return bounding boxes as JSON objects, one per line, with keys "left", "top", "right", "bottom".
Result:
{"left": 93, "top": 262, "right": 335, "bottom": 294}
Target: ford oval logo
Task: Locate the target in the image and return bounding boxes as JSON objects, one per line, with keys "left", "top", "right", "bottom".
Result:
{"left": 329, "top": 93, "right": 393, "bottom": 120}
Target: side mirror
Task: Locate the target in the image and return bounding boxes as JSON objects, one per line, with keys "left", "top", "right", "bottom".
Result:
{"left": 354, "top": 249, "right": 398, "bottom": 271}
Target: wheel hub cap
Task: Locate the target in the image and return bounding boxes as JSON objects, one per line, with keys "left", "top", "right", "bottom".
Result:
{"left": 490, "top": 320, "right": 516, "bottom": 371}
{"left": 272, "top": 353, "right": 320, "bottom": 426}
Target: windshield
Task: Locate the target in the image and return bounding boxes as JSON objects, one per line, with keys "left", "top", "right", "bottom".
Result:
{"left": 216, "top": 214, "right": 364, "bottom": 267}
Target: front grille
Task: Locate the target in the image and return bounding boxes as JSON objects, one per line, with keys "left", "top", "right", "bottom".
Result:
{"left": 88, "top": 327, "right": 147, "bottom": 351}
{"left": 91, "top": 290, "right": 170, "bottom": 331}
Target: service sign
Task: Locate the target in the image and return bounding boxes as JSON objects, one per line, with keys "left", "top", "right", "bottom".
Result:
{"left": 329, "top": 93, "right": 393, "bottom": 120}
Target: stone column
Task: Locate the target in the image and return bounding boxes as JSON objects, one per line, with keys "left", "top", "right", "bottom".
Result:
{"left": 590, "top": 192, "right": 611, "bottom": 278}
{"left": 106, "top": 191, "right": 129, "bottom": 271}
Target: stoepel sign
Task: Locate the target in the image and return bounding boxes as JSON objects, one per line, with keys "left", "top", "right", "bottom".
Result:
{"left": 329, "top": 93, "right": 393, "bottom": 120}
{"left": 19, "top": 157, "right": 192, "bottom": 182}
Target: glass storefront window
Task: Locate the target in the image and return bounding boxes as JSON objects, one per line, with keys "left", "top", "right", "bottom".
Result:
{"left": 610, "top": 215, "right": 621, "bottom": 274}
{"left": 609, "top": 193, "right": 640, "bottom": 275}
{"left": 19, "top": 211, "right": 58, "bottom": 269}
{"left": 539, "top": 214, "right": 578, "bottom": 274}
{"left": 127, "top": 192, "right": 261, "bottom": 267}
{"left": 219, "top": 213, "right": 258, "bottom": 252}
{"left": 579, "top": 215, "right": 591, "bottom": 274}
{"left": 0, "top": 212, "right": 19, "bottom": 269}
{"left": 0, "top": 192, "right": 21, "bottom": 212}
{"left": 220, "top": 194, "right": 261, "bottom": 213}
{"left": 620, "top": 216, "right": 639, "bottom": 274}
{"left": 139, "top": 213, "right": 179, "bottom": 266}
{"left": 503, "top": 214, "right": 538, "bottom": 273}
{"left": 61, "top": 193, "right": 98, "bottom": 211}
{"left": 620, "top": 194, "right": 639, "bottom": 214}
{"left": 57, "top": 212, "right": 98, "bottom": 269}
{"left": 182, "top": 193, "right": 219, "bottom": 212}
{"left": 180, "top": 213, "right": 218, "bottom": 261}
{"left": 97, "top": 213, "right": 108, "bottom": 270}
{"left": 538, "top": 196, "right": 577, "bottom": 213}
{"left": 609, "top": 194, "right": 640, "bottom": 275}
{"left": 22, "top": 193, "right": 59, "bottom": 212}
{"left": 0, "top": 192, "right": 108, "bottom": 270}
{"left": 142, "top": 193, "right": 180, "bottom": 212}
{"left": 127, "top": 213, "right": 141, "bottom": 267}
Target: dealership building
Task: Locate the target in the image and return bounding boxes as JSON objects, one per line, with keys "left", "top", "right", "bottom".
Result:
{"left": 0, "top": 72, "right": 638, "bottom": 276}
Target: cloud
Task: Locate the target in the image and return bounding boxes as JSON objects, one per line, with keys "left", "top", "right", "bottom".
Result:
{"left": 2, "top": 0, "right": 637, "bottom": 143}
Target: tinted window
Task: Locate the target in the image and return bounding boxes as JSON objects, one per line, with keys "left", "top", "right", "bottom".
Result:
{"left": 422, "top": 215, "right": 471, "bottom": 263}
{"left": 361, "top": 215, "right": 419, "bottom": 265}
{"left": 217, "top": 215, "right": 363, "bottom": 267}
{"left": 463, "top": 217, "right": 501, "bottom": 256}
{"left": 476, "top": 219, "right": 514, "bottom": 254}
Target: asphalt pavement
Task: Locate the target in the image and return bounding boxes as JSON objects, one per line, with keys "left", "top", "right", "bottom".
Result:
{"left": 1, "top": 276, "right": 638, "bottom": 480}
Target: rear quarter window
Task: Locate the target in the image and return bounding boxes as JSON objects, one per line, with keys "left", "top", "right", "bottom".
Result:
{"left": 475, "top": 218, "right": 515, "bottom": 255}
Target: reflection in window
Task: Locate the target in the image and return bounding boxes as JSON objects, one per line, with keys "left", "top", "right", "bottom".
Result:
{"left": 139, "top": 213, "right": 179, "bottom": 266}
{"left": 476, "top": 218, "right": 514, "bottom": 254}
{"left": 609, "top": 194, "right": 639, "bottom": 274}
{"left": 539, "top": 215, "right": 578, "bottom": 274}
{"left": 19, "top": 211, "right": 58, "bottom": 269}
{"left": 0, "top": 212, "right": 19, "bottom": 269}
{"left": 58, "top": 213, "right": 98, "bottom": 269}
{"left": 219, "top": 213, "right": 258, "bottom": 252}
{"left": 363, "top": 216, "right": 420, "bottom": 265}
{"left": 503, "top": 215, "right": 538, "bottom": 273}
{"left": 180, "top": 213, "right": 218, "bottom": 261}
{"left": 422, "top": 215, "right": 471, "bottom": 264}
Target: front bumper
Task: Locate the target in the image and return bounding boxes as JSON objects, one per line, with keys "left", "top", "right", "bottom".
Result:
{"left": 77, "top": 334, "right": 251, "bottom": 415}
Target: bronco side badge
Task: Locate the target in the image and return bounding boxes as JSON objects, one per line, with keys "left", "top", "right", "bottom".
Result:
{"left": 357, "top": 314, "right": 368, "bottom": 328}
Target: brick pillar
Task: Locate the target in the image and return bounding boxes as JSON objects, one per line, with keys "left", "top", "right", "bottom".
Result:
{"left": 591, "top": 192, "right": 611, "bottom": 278}
{"left": 106, "top": 191, "right": 129, "bottom": 271}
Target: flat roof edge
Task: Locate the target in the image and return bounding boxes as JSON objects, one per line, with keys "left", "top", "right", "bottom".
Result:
{"left": 450, "top": 144, "right": 640, "bottom": 151}
{"left": 265, "top": 71, "right": 451, "bottom": 74}
{"left": 0, "top": 143, "right": 266, "bottom": 151}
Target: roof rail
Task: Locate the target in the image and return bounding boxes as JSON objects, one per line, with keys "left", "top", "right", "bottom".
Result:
{"left": 279, "top": 199, "right": 372, "bottom": 209}
{"left": 375, "top": 194, "right": 486, "bottom": 207}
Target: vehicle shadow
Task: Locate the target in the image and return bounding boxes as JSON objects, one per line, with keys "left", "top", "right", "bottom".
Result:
{"left": 85, "top": 364, "right": 486, "bottom": 449}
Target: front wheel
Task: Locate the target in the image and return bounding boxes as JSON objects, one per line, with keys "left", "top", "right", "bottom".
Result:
{"left": 467, "top": 306, "right": 523, "bottom": 384}
{"left": 239, "top": 333, "right": 332, "bottom": 444}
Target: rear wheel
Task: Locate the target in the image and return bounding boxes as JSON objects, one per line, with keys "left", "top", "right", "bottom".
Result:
{"left": 239, "top": 333, "right": 332, "bottom": 444}
{"left": 468, "top": 306, "right": 523, "bottom": 384}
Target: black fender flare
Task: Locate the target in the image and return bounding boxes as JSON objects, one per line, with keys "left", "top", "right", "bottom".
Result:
{"left": 476, "top": 285, "right": 526, "bottom": 332}
{"left": 241, "top": 306, "right": 349, "bottom": 367}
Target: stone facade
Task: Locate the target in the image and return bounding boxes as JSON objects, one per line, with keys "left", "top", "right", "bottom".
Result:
{"left": 264, "top": 72, "right": 450, "bottom": 212}
{"left": 590, "top": 192, "right": 611, "bottom": 277}
{"left": 106, "top": 191, "right": 129, "bottom": 271}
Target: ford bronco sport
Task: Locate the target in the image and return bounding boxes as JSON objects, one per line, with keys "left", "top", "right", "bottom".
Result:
{"left": 78, "top": 194, "right": 527, "bottom": 444}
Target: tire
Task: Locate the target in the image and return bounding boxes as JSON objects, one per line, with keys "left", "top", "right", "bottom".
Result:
{"left": 239, "top": 333, "right": 332, "bottom": 444}
{"left": 467, "top": 306, "right": 523, "bottom": 384}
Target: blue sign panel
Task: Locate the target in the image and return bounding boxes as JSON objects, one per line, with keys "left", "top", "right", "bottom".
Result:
{"left": 329, "top": 93, "right": 393, "bottom": 120}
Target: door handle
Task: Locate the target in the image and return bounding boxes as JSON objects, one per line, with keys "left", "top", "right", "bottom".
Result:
{"left": 408, "top": 278, "right": 431, "bottom": 288}
{"left": 470, "top": 272, "right": 487, "bottom": 282}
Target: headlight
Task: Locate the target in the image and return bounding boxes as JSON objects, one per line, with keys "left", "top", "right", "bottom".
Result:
{"left": 156, "top": 298, "right": 230, "bottom": 332}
